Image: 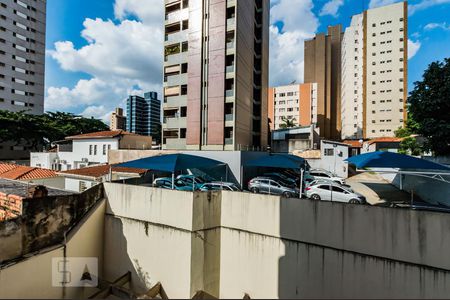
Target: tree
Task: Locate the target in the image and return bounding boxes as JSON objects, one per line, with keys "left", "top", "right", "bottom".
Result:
{"left": 408, "top": 58, "right": 450, "bottom": 155}
{"left": 0, "top": 110, "right": 109, "bottom": 150}
{"left": 279, "top": 117, "right": 297, "bottom": 129}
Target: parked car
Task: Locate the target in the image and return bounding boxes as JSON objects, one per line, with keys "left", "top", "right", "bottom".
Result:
{"left": 200, "top": 182, "right": 241, "bottom": 192}
{"left": 248, "top": 177, "right": 300, "bottom": 198}
{"left": 153, "top": 177, "right": 197, "bottom": 191}
{"left": 176, "top": 175, "right": 205, "bottom": 190}
{"left": 307, "top": 178, "right": 352, "bottom": 189}
{"left": 305, "top": 183, "right": 366, "bottom": 204}
{"left": 263, "top": 173, "right": 297, "bottom": 187}
{"left": 308, "top": 169, "right": 346, "bottom": 185}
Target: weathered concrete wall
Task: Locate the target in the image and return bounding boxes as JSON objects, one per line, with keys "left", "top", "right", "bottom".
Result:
{"left": 103, "top": 184, "right": 450, "bottom": 299}
{"left": 0, "top": 199, "right": 106, "bottom": 299}
{"left": 103, "top": 183, "right": 221, "bottom": 298}
{"left": 0, "top": 184, "right": 104, "bottom": 264}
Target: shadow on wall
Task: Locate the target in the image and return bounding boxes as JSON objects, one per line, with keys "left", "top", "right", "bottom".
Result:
{"left": 103, "top": 217, "right": 152, "bottom": 295}
{"left": 277, "top": 198, "right": 450, "bottom": 299}
{"left": 391, "top": 172, "right": 450, "bottom": 207}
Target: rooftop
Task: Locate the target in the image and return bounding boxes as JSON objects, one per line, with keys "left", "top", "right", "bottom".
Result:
{"left": 367, "top": 137, "right": 404, "bottom": 145}
{"left": 59, "top": 164, "right": 147, "bottom": 179}
{"left": 65, "top": 130, "right": 137, "bottom": 140}
{"left": 0, "top": 178, "right": 73, "bottom": 198}
{"left": 343, "top": 140, "right": 363, "bottom": 148}
{"left": 0, "top": 164, "right": 57, "bottom": 180}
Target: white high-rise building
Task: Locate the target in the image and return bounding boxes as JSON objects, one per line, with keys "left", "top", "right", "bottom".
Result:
{"left": 341, "top": 14, "right": 364, "bottom": 140}
{"left": 341, "top": 2, "right": 408, "bottom": 140}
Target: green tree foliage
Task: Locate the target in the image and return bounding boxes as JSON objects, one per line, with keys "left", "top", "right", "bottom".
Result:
{"left": 279, "top": 117, "right": 297, "bottom": 129}
{"left": 0, "top": 110, "right": 109, "bottom": 150}
{"left": 408, "top": 58, "right": 450, "bottom": 155}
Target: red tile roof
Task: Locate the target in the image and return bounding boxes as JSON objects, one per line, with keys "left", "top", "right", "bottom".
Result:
{"left": 343, "top": 140, "right": 363, "bottom": 148}
{"left": 65, "top": 130, "right": 136, "bottom": 140}
{"left": 59, "top": 164, "right": 147, "bottom": 179}
{"left": 0, "top": 164, "right": 20, "bottom": 175}
{"left": 367, "top": 137, "right": 404, "bottom": 145}
{"left": 0, "top": 164, "right": 57, "bottom": 180}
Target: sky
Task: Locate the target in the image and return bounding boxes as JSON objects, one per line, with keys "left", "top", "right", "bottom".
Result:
{"left": 44, "top": 0, "right": 450, "bottom": 122}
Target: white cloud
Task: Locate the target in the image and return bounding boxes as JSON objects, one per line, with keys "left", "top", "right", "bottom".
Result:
{"left": 408, "top": 39, "right": 421, "bottom": 59}
{"left": 319, "top": 0, "right": 344, "bottom": 17}
{"left": 46, "top": 0, "right": 163, "bottom": 119}
{"left": 424, "top": 22, "right": 450, "bottom": 31}
{"left": 409, "top": 0, "right": 450, "bottom": 15}
{"left": 269, "top": 0, "right": 319, "bottom": 86}
{"left": 369, "top": 0, "right": 400, "bottom": 9}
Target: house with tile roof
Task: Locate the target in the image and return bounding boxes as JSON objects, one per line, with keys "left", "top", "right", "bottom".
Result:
{"left": 362, "top": 137, "right": 404, "bottom": 154}
{"left": 0, "top": 163, "right": 66, "bottom": 190}
{"left": 30, "top": 130, "right": 152, "bottom": 172}
{"left": 57, "top": 164, "right": 147, "bottom": 192}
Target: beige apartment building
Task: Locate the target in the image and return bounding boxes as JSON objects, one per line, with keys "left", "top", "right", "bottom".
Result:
{"left": 110, "top": 108, "right": 126, "bottom": 131}
{"left": 162, "top": 0, "right": 270, "bottom": 151}
{"left": 304, "top": 25, "right": 343, "bottom": 141}
{"left": 341, "top": 2, "right": 408, "bottom": 139}
{"left": 268, "top": 83, "right": 318, "bottom": 131}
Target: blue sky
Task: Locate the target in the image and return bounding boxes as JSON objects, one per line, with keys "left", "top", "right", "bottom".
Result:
{"left": 44, "top": 0, "right": 450, "bottom": 120}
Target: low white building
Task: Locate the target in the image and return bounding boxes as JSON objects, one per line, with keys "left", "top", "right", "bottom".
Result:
{"left": 58, "top": 164, "right": 146, "bottom": 192}
{"left": 295, "top": 140, "right": 350, "bottom": 178}
{"left": 31, "top": 130, "right": 152, "bottom": 171}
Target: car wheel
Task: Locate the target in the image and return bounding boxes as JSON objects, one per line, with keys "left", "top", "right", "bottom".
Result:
{"left": 311, "top": 194, "right": 321, "bottom": 201}
{"left": 251, "top": 187, "right": 259, "bottom": 194}
{"left": 349, "top": 199, "right": 360, "bottom": 204}
{"left": 283, "top": 192, "right": 292, "bottom": 198}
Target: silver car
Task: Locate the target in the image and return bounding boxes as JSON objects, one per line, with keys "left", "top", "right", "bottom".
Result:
{"left": 200, "top": 182, "right": 240, "bottom": 192}
{"left": 308, "top": 169, "right": 346, "bottom": 186}
{"left": 248, "top": 177, "right": 300, "bottom": 198}
{"left": 306, "top": 183, "right": 366, "bottom": 204}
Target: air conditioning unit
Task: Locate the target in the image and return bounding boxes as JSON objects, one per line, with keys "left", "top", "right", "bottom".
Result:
{"left": 82, "top": 158, "right": 89, "bottom": 163}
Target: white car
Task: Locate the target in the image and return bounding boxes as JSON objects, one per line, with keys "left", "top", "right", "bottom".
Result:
{"left": 308, "top": 169, "right": 346, "bottom": 186}
{"left": 305, "top": 183, "right": 366, "bottom": 204}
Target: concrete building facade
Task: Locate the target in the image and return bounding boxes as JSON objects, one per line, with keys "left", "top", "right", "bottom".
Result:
{"left": 126, "top": 92, "right": 161, "bottom": 140}
{"left": 0, "top": 0, "right": 46, "bottom": 114}
{"left": 268, "top": 83, "right": 318, "bottom": 131}
{"left": 304, "top": 25, "right": 342, "bottom": 141}
{"left": 162, "top": 0, "right": 270, "bottom": 151}
{"left": 110, "top": 108, "right": 126, "bottom": 131}
{"left": 341, "top": 2, "right": 408, "bottom": 139}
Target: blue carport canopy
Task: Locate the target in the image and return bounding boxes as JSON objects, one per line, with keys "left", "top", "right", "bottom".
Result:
{"left": 117, "top": 153, "right": 227, "bottom": 173}
{"left": 245, "top": 154, "right": 305, "bottom": 169}
{"left": 346, "top": 151, "right": 450, "bottom": 171}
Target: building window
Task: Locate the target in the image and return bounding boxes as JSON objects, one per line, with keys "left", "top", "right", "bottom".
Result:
{"left": 79, "top": 181, "right": 87, "bottom": 192}
{"left": 103, "top": 144, "right": 107, "bottom": 155}
{"left": 324, "top": 149, "right": 334, "bottom": 156}
{"left": 94, "top": 145, "right": 97, "bottom": 155}
{"left": 89, "top": 145, "right": 93, "bottom": 155}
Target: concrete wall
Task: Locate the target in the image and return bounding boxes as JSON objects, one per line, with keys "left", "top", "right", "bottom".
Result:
{"left": 0, "top": 199, "right": 106, "bottom": 299}
{"left": 0, "top": 184, "right": 104, "bottom": 264}
{"left": 23, "top": 176, "right": 66, "bottom": 191}
{"left": 103, "top": 183, "right": 450, "bottom": 299}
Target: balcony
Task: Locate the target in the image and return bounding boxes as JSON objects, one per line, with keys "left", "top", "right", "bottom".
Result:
{"left": 227, "top": 18, "right": 236, "bottom": 30}
{"left": 225, "top": 138, "right": 234, "bottom": 145}
{"left": 164, "top": 95, "right": 187, "bottom": 108}
{"left": 164, "top": 117, "right": 187, "bottom": 129}
{"left": 165, "top": 30, "right": 188, "bottom": 45}
{"left": 165, "top": 8, "right": 189, "bottom": 25}
{"left": 165, "top": 138, "right": 187, "bottom": 150}
{"left": 164, "top": 52, "right": 188, "bottom": 65}
{"left": 226, "top": 65, "right": 235, "bottom": 73}
{"left": 225, "top": 114, "right": 234, "bottom": 122}
{"left": 164, "top": 73, "right": 188, "bottom": 87}
{"left": 225, "top": 89, "right": 234, "bottom": 98}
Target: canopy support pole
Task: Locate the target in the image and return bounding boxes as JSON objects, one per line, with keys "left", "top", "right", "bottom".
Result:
{"left": 172, "top": 173, "right": 175, "bottom": 190}
{"left": 400, "top": 174, "right": 403, "bottom": 190}
{"left": 300, "top": 169, "right": 304, "bottom": 199}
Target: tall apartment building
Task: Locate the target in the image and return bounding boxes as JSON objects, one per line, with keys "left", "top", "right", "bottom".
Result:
{"left": 268, "top": 83, "right": 318, "bottom": 131}
{"left": 126, "top": 92, "right": 162, "bottom": 142}
{"left": 0, "top": 0, "right": 46, "bottom": 115}
{"left": 304, "top": 25, "right": 343, "bottom": 140}
{"left": 110, "top": 108, "right": 126, "bottom": 131}
{"left": 162, "top": 0, "right": 270, "bottom": 151}
{"left": 341, "top": 2, "right": 408, "bottom": 139}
